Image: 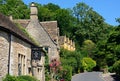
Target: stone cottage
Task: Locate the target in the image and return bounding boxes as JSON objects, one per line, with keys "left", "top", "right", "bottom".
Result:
{"left": 0, "top": 13, "right": 46, "bottom": 81}
{"left": 14, "top": 3, "right": 60, "bottom": 62}
{"left": 0, "top": 2, "right": 60, "bottom": 81}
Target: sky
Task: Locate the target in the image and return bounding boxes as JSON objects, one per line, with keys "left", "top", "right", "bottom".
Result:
{"left": 23, "top": 0, "right": 120, "bottom": 26}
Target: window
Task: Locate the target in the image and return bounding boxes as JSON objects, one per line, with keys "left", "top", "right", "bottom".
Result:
{"left": 28, "top": 67, "right": 32, "bottom": 75}
{"left": 18, "top": 54, "right": 26, "bottom": 75}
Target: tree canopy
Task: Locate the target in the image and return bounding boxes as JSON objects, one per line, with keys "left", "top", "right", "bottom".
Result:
{"left": 0, "top": 0, "right": 29, "bottom": 19}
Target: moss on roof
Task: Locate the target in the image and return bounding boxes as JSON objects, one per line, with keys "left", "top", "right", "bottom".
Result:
{"left": 0, "top": 13, "right": 39, "bottom": 46}
{"left": 15, "top": 22, "right": 40, "bottom": 46}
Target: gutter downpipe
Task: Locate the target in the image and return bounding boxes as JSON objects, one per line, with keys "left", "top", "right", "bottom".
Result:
{"left": 8, "top": 33, "right": 11, "bottom": 75}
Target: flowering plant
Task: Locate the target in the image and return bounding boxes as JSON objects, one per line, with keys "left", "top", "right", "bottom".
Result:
{"left": 49, "top": 59, "right": 61, "bottom": 72}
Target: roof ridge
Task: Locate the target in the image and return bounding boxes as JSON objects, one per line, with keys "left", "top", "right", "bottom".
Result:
{"left": 40, "top": 21, "right": 57, "bottom": 23}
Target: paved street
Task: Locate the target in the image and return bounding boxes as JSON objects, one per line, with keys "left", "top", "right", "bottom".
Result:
{"left": 71, "top": 72, "right": 104, "bottom": 81}
{"left": 102, "top": 73, "right": 120, "bottom": 81}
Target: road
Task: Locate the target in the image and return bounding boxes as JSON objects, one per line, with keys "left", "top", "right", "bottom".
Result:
{"left": 103, "top": 73, "right": 120, "bottom": 81}
{"left": 71, "top": 72, "right": 104, "bottom": 81}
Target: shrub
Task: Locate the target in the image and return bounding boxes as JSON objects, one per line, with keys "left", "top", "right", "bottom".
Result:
{"left": 3, "top": 74, "right": 18, "bottom": 81}
{"left": 108, "top": 66, "right": 114, "bottom": 73}
{"left": 61, "top": 65, "right": 72, "bottom": 81}
{"left": 17, "top": 75, "right": 39, "bottom": 81}
{"left": 3, "top": 75, "right": 39, "bottom": 81}
{"left": 81, "top": 57, "right": 96, "bottom": 71}
{"left": 113, "top": 60, "right": 120, "bottom": 75}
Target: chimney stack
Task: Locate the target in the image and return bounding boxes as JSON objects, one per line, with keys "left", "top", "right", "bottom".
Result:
{"left": 30, "top": 2, "right": 38, "bottom": 20}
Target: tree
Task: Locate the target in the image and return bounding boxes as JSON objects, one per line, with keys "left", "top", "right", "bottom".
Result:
{"left": 33, "top": 3, "right": 54, "bottom": 21}
{"left": 82, "top": 40, "right": 96, "bottom": 57}
{"left": 106, "top": 26, "right": 120, "bottom": 64}
{"left": 60, "top": 48, "right": 82, "bottom": 74}
{"left": 0, "top": 0, "right": 29, "bottom": 19}
{"left": 54, "top": 9, "right": 74, "bottom": 36}
{"left": 92, "top": 25, "right": 119, "bottom": 71}
{"left": 72, "top": 2, "right": 107, "bottom": 45}
{"left": 73, "top": 2, "right": 91, "bottom": 23}
{"left": 44, "top": 3, "right": 60, "bottom": 12}
{"left": 116, "top": 18, "right": 120, "bottom": 25}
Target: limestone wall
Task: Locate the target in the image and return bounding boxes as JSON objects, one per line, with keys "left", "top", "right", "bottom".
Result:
{"left": 10, "top": 35, "right": 31, "bottom": 76}
{"left": 0, "top": 30, "right": 31, "bottom": 80}
{"left": 0, "top": 30, "right": 9, "bottom": 79}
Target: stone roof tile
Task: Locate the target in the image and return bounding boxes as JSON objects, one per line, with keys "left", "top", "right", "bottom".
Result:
{"left": 40, "top": 21, "right": 59, "bottom": 41}
{"left": 0, "top": 13, "right": 37, "bottom": 46}
{"left": 14, "top": 19, "right": 30, "bottom": 28}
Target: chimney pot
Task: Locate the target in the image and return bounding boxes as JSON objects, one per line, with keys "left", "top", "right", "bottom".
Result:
{"left": 30, "top": 2, "right": 38, "bottom": 20}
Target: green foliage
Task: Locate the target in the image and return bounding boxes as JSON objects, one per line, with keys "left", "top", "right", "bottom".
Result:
{"left": 108, "top": 66, "right": 114, "bottom": 73}
{"left": 82, "top": 40, "right": 96, "bottom": 57}
{"left": 116, "top": 18, "right": 120, "bottom": 25}
{"left": 81, "top": 57, "right": 96, "bottom": 71}
{"left": 44, "top": 53, "right": 51, "bottom": 81}
{"left": 62, "top": 65, "right": 72, "bottom": 81}
{"left": 73, "top": 2, "right": 91, "bottom": 23}
{"left": 72, "top": 2, "right": 110, "bottom": 47}
{"left": 60, "top": 48, "right": 83, "bottom": 74}
{"left": 92, "top": 25, "right": 120, "bottom": 71}
{"left": 17, "top": 75, "right": 39, "bottom": 81}
{"left": 105, "top": 26, "right": 120, "bottom": 66}
{"left": 44, "top": 3, "right": 60, "bottom": 12}
{"left": 93, "top": 40, "right": 107, "bottom": 68}
{"left": 3, "top": 75, "right": 38, "bottom": 81}
{"left": 54, "top": 9, "right": 74, "bottom": 36}
{"left": 3, "top": 75, "right": 19, "bottom": 81}
{"left": 38, "top": 5, "right": 55, "bottom": 21}
{"left": 56, "top": 65, "right": 72, "bottom": 81}
{"left": 113, "top": 60, "right": 120, "bottom": 75}
{"left": 0, "top": 0, "right": 30, "bottom": 19}
{"left": 34, "top": 3, "right": 58, "bottom": 21}
{"left": 45, "top": 72, "right": 51, "bottom": 81}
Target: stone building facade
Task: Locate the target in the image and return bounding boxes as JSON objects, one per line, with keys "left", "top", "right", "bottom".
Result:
{"left": 59, "top": 36, "right": 75, "bottom": 51}
{"left": 0, "top": 2, "right": 76, "bottom": 81}
{"left": 0, "top": 12, "right": 46, "bottom": 81}
{"left": 11, "top": 2, "right": 60, "bottom": 81}
{"left": 0, "top": 30, "right": 10, "bottom": 80}
{"left": 14, "top": 3, "right": 60, "bottom": 62}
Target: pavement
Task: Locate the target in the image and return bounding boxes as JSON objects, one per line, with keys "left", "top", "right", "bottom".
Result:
{"left": 72, "top": 72, "right": 104, "bottom": 81}
{"left": 102, "top": 73, "right": 120, "bottom": 81}
{"left": 71, "top": 72, "right": 120, "bottom": 81}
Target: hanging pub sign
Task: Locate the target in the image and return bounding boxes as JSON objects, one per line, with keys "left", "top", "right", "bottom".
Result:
{"left": 31, "top": 47, "right": 41, "bottom": 60}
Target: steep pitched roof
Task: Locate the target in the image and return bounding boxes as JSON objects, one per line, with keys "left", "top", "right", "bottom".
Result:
{"left": 14, "top": 19, "right": 30, "bottom": 28}
{"left": 0, "top": 13, "right": 37, "bottom": 46}
{"left": 40, "top": 21, "right": 59, "bottom": 42}
{"left": 14, "top": 19, "right": 58, "bottom": 46}
{"left": 25, "top": 19, "right": 57, "bottom": 47}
